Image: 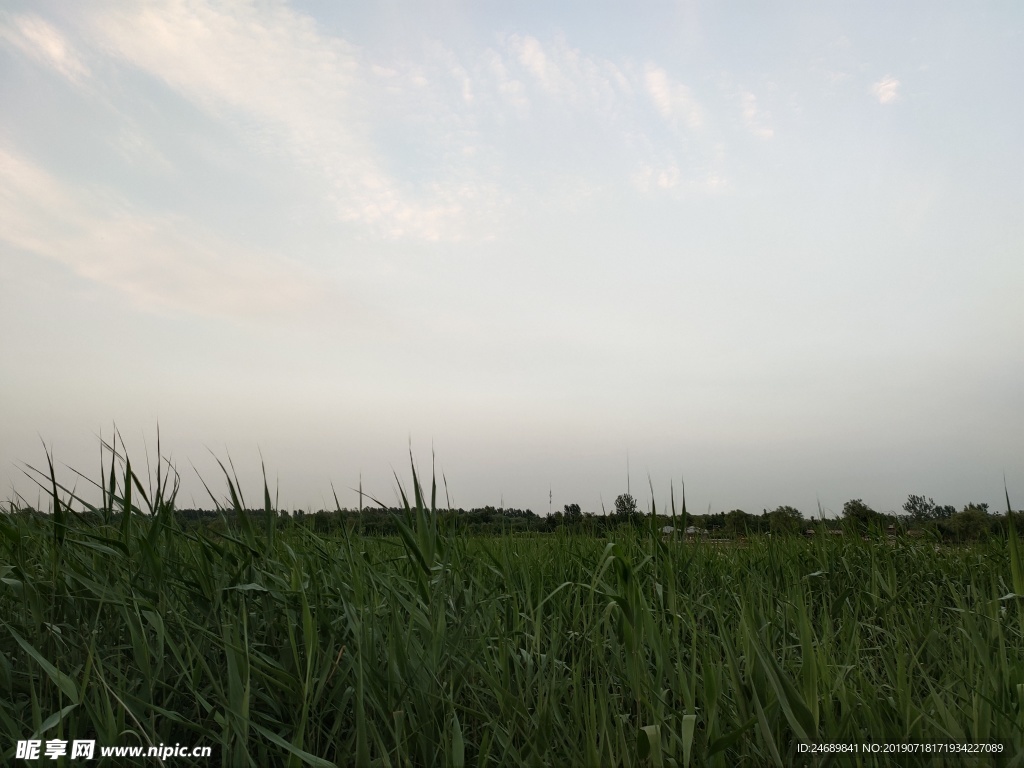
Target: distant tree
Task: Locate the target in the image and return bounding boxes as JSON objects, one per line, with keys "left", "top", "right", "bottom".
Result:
{"left": 842, "top": 499, "right": 880, "bottom": 532}
{"left": 724, "top": 509, "right": 752, "bottom": 537}
{"left": 903, "top": 495, "right": 937, "bottom": 522}
{"left": 768, "top": 505, "right": 804, "bottom": 535}
{"left": 563, "top": 503, "right": 582, "bottom": 525}
{"left": 614, "top": 493, "right": 639, "bottom": 521}
{"left": 941, "top": 506, "right": 995, "bottom": 541}
{"left": 705, "top": 511, "right": 726, "bottom": 531}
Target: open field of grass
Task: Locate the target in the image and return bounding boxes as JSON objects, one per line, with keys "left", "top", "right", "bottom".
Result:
{"left": 3, "top": 451, "right": 1024, "bottom": 766}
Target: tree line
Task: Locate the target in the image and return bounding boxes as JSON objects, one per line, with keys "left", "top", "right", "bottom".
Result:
{"left": 6, "top": 492, "right": 1017, "bottom": 542}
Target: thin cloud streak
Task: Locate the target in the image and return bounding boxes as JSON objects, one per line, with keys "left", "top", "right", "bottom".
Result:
{"left": 0, "top": 13, "right": 90, "bottom": 81}
{"left": 0, "top": 147, "right": 323, "bottom": 320}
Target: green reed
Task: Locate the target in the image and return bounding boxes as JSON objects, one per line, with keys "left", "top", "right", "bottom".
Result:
{"left": 1, "top": 442, "right": 1022, "bottom": 766}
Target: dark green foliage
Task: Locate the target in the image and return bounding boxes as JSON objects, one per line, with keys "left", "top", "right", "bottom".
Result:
{"left": 766, "top": 505, "right": 804, "bottom": 535}
{"left": 841, "top": 498, "right": 880, "bottom": 532}
{"left": 903, "top": 494, "right": 938, "bottom": 522}
{"left": 724, "top": 509, "right": 752, "bottom": 537}
{"left": 614, "top": 493, "right": 640, "bottom": 522}
{"left": 3, "top": 446, "right": 1023, "bottom": 766}
{"left": 4, "top": 499, "right": 1023, "bottom": 766}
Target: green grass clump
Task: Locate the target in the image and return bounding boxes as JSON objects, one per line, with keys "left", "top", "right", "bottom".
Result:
{"left": 2, "top": 443, "right": 1023, "bottom": 766}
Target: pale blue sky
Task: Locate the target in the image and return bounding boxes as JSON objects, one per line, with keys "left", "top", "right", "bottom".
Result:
{"left": 2, "top": 1, "right": 1021, "bottom": 516}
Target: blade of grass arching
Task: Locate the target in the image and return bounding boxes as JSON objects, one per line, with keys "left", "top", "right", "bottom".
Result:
{"left": 451, "top": 711, "right": 466, "bottom": 768}
{"left": 355, "top": 655, "right": 370, "bottom": 768}
{"left": 3, "top": 621, "right": 79, "bottom": 704}
{"left": 154, "top": 425, "right": 162, "bottom": 513}
{"left": 125, "top": 457, "right": 153, "bottom": 515}
{"left": 680, "top": 476, "right": 687, "bottom": 524}
{"left": 261, "top": 453, "right": 275, "bottom": 550}
{"left": 287, "top": 591, "right": 316, "bottom": 768}
{"left": 408, "top": 446, "right": 425, "bottom": 511}
{"left": 649, "top": 474, "right": 658, "bottom": 538}
{"left": 227, "top": 452, "right": 247, "bottom": 509}
{"left": 796, "top": 594, "right": 820, "bottom": 735}
{"left": 431, "top": 447, "right": 438, "bottom": 514}
{"left": 706, "top": 717, "right": 757, "bottom": 759}
{"left": 107, "top": 445, "right": 118, "bottom": 525}
{"left": 193, "top": 462, "right": 225, "bottom": 511}
{"left": 154, "top": 439, "right": 180, "bottom": 523}
{"left": 1007, "top": 515, "right": 1024, "bottom": 617}
{"left": 143, "top": 428, "right": 155, "bottom": 512}
{"left": 162, "top": 457, "right": 181, "bottom": 513}
{"left": 30, "top": 703, "right": 78, "bottom": 740}
{"left": 391, "top": 467, "right": 411, "bottom": 511}
{"left": 331, "top": 484, "right": 353, "bottom": 549}
{"left": 719, "top": 625, "right": 750, "bottom": 726}
{"left": 222, "top": 606, "right": 252, "bottom": 762}
{"left": 394, "top": 512, "right": 431, "bottom": 576}
{"left": 68, "top": 537, "right": 129, "bottom": 561}
{"left": 99, "top": 431, "right": 108, "bottom": 516}
{"left": 42, "top": 442, "right": 65, "bottom": 549}
{"left": 248, "top": 723, "right": 335, "bottom": 768}
{"left": 637, "top": 724, "right": 664, "bottom": 768}
{"left": 749, "top": 687, "right": 784, "bottom": 768}
{"left": 211, "top": 451, "right": 256, "bottom": 547}
{"left": 21, "top": 461, "right": 103, "bottom": 521}
{"left": 121, "top": 455, "right": 133, "bottom": 543}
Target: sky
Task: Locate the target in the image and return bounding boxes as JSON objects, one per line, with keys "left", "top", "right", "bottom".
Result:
{"left": 2, "top": 1, "right": 1022, "bottom": 518}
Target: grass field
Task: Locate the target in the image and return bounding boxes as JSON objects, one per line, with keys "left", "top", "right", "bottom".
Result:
{"left": 2, "top": 449, "right": 1023, "bottom": 766}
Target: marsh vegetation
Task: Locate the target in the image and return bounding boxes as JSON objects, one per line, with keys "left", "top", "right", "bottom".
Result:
{"left": 2, "top": 441, "right": 1022, "bottom": 766}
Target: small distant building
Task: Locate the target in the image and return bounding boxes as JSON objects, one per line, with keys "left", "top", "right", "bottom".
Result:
{"left": 684, "top": 525, "right": 708, "bottom": 539}
{"left": 661, "top": 525, "right": 676, "bottom": 538}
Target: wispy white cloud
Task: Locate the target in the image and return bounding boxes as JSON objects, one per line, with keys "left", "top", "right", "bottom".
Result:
{"left": 512, "top": 35, "right": 554, "bottom": 92}
{"left": 871, "top": 75, "right": 900, "bottom": 104}
{"left": 480, "top": 47, "right": 530, "bottom": 115}
{"left": 82, "top": 1, "right": 494, "bottom": 241}
{"left": 504, "top": 34, "right": 631, "bottom": 110}
{"left": 630, "top": 160, "right": 727, "bottom": 196}
{"left": 492, "top": 45, "right": 727, "bottom": 195}
{"left": 5, "top": 1, "right": 739, "bottom": 240}
{"left": 0, "top": 147, "right": 323, "bottom": 318}
{"left": 644, "top": 65, "right": 704, "bottom": 131}
{"left": 0, "top": 13, "right": 90, "bottom": 81}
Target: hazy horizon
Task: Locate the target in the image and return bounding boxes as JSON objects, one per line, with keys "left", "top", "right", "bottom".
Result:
{"left": 2, "top": 2, "right": 1021, "bottom": 519}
